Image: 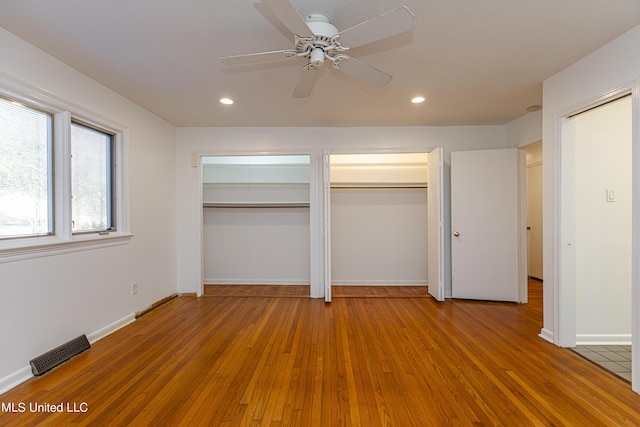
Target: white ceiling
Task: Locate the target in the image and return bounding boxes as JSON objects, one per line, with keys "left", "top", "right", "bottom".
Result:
{"left": 1, "top": 0, "right": 639, "bottom": 127}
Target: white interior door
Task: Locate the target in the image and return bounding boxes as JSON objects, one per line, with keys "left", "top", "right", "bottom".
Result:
{"left": 427, "top": 147, "right": 445, "bottom": 301}
{"left": 323, "top": 150, "right": 332, "bottom": 302}
{"left": 451, "top": 149, "right": 520, "bottom": 301}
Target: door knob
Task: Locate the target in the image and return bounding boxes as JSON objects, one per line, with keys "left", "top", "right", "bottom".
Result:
{"left": 453, "top": 231, "right": 460, "bottom": 237}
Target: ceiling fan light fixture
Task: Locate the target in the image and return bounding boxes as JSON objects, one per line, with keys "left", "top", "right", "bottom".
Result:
{"left": 219, "top": 97, "right": 234, "bottom": 105}
{"left": 411, "top": 96, "right": 425, "bottom": 104}
{"left": 310, "top": 47, "right": 325, "bottom": 67}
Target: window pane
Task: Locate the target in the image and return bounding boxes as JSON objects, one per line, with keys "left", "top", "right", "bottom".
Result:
{"left": 71, "top": 122, "right": 113, "bottom": 233}
{"left": 0, "top": 97, "right": 53, "bottom": 239}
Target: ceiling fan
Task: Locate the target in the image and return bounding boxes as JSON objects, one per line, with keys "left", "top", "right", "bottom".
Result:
{"left": 219, "top": 0, "right": 415, "bottom": 98}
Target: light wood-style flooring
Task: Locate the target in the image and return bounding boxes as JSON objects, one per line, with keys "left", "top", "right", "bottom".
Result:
{"left": 2, "top": 280, "right": 640, "bottom": 426}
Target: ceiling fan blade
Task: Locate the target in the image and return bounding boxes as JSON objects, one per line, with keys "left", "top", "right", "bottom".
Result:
{"left": 293, "top": 65, "right": 318, "bottom": 98}
{"left": 263, "top": 0, "right": 312, "bottom": 37}
{"left": 338, "top": 6, "right": 415, "bottom": 49}
{"left": 334, "top": 56, "right": 392, "bottom": 88}
{"left": 219, "top": 50, "right": 297, "bottom": 65}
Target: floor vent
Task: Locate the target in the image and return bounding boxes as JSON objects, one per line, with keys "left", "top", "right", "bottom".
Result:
{"left": 30, "top": 335, "right": 91, "bottom": 376}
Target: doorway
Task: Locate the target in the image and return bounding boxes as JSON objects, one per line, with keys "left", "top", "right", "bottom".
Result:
{"left": 201, "top": 154, "right": 312, "bottom": 295}
{"left": 560, "top": 94, "right": 633, "bottom": 382}
{"left": 328, "top": 152, "right": 429, "bottom": 297}
{"left": 524, "top": 142, "right": 543, "bottom": 281}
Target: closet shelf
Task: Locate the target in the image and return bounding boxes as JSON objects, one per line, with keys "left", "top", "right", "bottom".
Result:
{"left": 330, "top": 183, "right": 427, "bottom": 189}
{"left": 203, "top": 202, "right": 310, "bottom": 208}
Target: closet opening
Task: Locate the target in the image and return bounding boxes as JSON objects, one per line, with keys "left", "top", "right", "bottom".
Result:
{"left": 201, "top": 154, "right": 311, "bottom": 297}
{"left": 328, "top": 152, "right": 429, "bottom": 298}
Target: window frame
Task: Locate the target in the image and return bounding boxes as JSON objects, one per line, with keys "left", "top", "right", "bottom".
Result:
{"left": 70, "top": 119, "right": 117, "bottom": 235}
{"left": 0, "top": 76, "right": 131, "bottom": 263}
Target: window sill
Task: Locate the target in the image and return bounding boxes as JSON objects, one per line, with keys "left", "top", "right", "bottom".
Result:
{"left": 0, "top": 233, "right": 133, "bottom": 264}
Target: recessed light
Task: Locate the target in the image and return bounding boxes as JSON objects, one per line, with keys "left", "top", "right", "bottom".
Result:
{"left": 526, "top": 104, "right": 542, "bottom": 112}
{"left": 411, "top": 96, "right": 425, "bottom": 104}
{"left": 219, "top": 98, "right": 234, "bottom": 105}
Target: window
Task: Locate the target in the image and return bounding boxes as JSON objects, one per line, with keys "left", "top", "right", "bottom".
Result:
{"left": 71, "top": 122, "right": 115, "bottom": 233}
{"left": 0, "top": 96, "right": 53, "bottom": 239}
{"left": 0, "top": 79, "right": 129, "bottom": 260}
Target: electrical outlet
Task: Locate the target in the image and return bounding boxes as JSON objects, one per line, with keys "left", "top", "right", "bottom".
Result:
{"left": 131, "top": 282, "right": 138, "bottom": 295}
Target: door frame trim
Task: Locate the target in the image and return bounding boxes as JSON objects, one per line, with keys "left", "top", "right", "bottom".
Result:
{"left": 322, "top": 147, "right": 438, "bottom": 300}
{"left": 194, "top": 150, "right": 319, "bottom": 297}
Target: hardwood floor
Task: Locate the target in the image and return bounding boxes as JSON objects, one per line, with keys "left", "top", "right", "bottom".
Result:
{"left": 2, "top": 283, "right": 640, "bottom": 426}
{"left": 204, "top": 284, "right": 310, "bottom": 297}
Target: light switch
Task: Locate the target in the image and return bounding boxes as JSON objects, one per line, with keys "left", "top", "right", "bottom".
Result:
{"left": 606, "top": 189, "right": 615, "bottom": 202}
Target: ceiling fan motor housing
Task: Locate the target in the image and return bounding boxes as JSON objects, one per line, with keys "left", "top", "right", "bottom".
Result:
{"left": 305, "top": 14, "right": 338, "bottom": 38}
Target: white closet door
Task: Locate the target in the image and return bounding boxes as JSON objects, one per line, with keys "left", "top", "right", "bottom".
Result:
{"left": 451, "top": 148, "right": 520, "bottom": 302}
{"left": 427, "top": 147, "right": 445, "bottom": 301}
{"left": 323, "top": 150, "right": 332, "bottom": 302}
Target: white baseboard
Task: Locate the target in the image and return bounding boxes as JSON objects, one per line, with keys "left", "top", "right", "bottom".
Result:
{"left": 0, "top": 312, "right": 136, "bottom": 396}
{"left": 539, "top": 328, "right": 554, "bottom": 343}
{"left": 0, "top": 366, "right": 32, "bottom": 396}
{"left": 576, "top": 334, "right": 632, "bottom": 346}
{"left": 87, "top": 313, "right": 136, "bottom": 344}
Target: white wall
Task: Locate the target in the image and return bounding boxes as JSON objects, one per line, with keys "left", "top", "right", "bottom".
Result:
{"left": 176, "top": 126, "right": 507, "bottom": 297}
{"left": 542, "top": 24, "right": 640, "bottom": 352}
{"left": 331, "top": 188, "right": 427, "bottom": 285}
{"left": 203, "top": 207, "right": 310, "bottom": 284}
{"left": 0, "top": 28, "right": 177, "bottom": 391}
{"left": 572, "top": 96, "right": 632, "bottom": 342}
{"left": 506, "top": 109, "right": 542, "bottom": 148}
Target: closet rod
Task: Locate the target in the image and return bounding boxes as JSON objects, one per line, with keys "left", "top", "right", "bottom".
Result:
{"left": 330, "top": 185, "right": 428, "bottom": 189}
{"left": 203, "top": 202, "right": 310, "bottom": 208}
